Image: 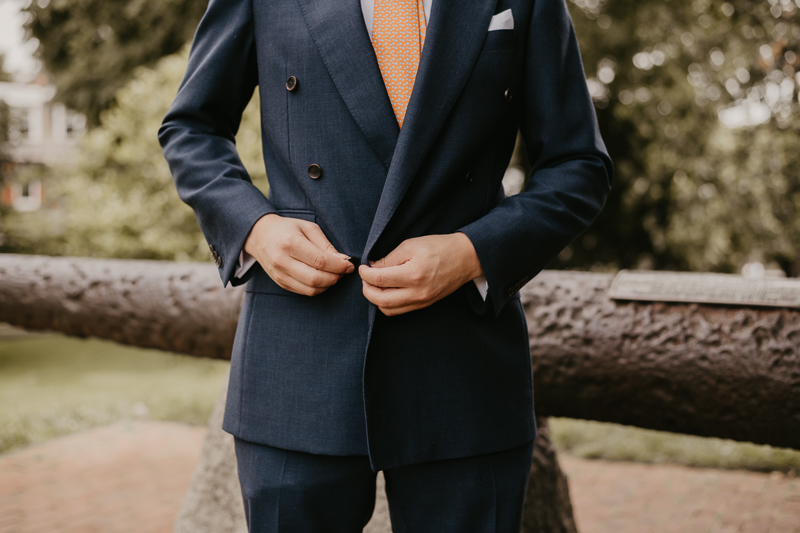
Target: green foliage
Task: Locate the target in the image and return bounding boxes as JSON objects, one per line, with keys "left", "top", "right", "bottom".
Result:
{"left": 664, "top": 125, "right": 800, "bottom": 273}
{"left": 0, "top": 50, "right": 267, "bottom": 260}
{"left": 23, "top": 0, "right": 208, "bottom": 125}
{"left": 555, "top": 0, "right": 800, "bottom": 274}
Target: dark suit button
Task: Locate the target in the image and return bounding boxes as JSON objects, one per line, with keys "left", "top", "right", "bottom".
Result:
{"left": 507, "top": 287, "right": 515, "bottom": 297}
{"left": 286, "top": 76, "right": 298, "bottom": 91}
{"left": 308, "top": 164, "right": 322, "bottom": 179}
{"left": 504, "top": 88, "right": 513, "bottom": 103}
{"left": 209, "top": 244, "right": 216, "bottom": 253}
{"left": 215, "top": 255, "right": 223, "bottom": 268}
{"left": 465, "top": 171, "right": 473, "bottom": 183}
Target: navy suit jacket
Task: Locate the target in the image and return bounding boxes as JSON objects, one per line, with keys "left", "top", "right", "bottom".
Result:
{"left": 159, "top": 0, "right": 612, "bottom": 470}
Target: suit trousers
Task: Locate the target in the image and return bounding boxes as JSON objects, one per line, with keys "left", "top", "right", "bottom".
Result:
{"left": 234, "top": 437, "right": 535, "bottom": 533}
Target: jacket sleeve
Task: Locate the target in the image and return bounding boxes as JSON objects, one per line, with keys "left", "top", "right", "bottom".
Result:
{"left": 158, "top": 0, "right": 276, "bottom": 287}
{"left": 459, "top": 0, "right": 613, "bottom": 315}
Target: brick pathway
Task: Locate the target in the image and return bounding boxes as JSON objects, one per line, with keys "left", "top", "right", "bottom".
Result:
{"left": 1, "top": 421, "right": 799, "bottom": 533}
{"left": 0, "top": 421, "right": 205, "bottom": 533}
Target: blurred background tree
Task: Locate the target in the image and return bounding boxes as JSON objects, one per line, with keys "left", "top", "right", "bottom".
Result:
{"left": 0, "top": 50, "right": 266, "bottom": 259}
{"left": 558, "top": 0, "right": 800, "bottom": 275}
{"left": 0, "top": 55, "right": 13, "bottom": 236}
{"left": 12, "top": 0, "right": 800, "bottom": 275}
{"left": 0, "top": 55, "right": 11, "bottom": 139}
{"left": 22, "top": 0, "right": 208, "bottom": 126}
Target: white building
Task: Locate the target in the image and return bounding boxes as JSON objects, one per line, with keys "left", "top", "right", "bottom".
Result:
{"left": 0, "top": 76, "right": 85, "bottom": 211}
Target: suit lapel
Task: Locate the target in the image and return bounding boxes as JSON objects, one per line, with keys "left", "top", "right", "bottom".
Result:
{"left": 363, "top": 0, "right": 500, "bottom": 260}
{"left": 295, "top": 0, "right": 399, "bottom": 169}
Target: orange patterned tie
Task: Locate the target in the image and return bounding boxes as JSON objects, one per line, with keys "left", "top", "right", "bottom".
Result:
{"left": 372, "top": 0, "right": 427, "bottom": 128}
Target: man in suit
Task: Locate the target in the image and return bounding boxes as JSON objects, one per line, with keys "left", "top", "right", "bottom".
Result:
{"left": 160, "top": 0, "right": 612, "bottom": 530}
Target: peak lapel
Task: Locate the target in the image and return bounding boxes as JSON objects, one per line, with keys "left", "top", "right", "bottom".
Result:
{"left": 296, "top": 0, "right": 399, "bottom": 169}
{"left": 363, "top": 0, "right": 500, "bottom": 260}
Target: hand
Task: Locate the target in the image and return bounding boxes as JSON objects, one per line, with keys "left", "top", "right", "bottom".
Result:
{"left": 244, "top": 213, "right": 354, "bottom": 296}
{"left": 359, "top": 233, "right": 483, "bottom": 316}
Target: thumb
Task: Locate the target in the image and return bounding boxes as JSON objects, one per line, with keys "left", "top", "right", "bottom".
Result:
{"left": 370, "top": 256, "right": 389, "bottom": 268}
{"left": 371, "top": 241, "right": 413, "bottom": 268}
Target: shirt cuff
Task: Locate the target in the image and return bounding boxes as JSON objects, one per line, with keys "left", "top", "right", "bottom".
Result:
{"left": 473, "top": 275, "right": 488, "bottom": 301}
{"left": 236, "top": 250, "right": 258, "bottom": 279}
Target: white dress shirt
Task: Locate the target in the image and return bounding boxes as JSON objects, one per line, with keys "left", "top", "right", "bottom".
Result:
{"left": 236, "top": 0, "right": 489, "bottom": 300}
{"left": 360, "top": 0, "right": 433, "bottom": 39}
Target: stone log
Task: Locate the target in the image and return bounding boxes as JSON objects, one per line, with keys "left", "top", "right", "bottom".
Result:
{"left": 0, "top": 254, "right": 242, "bottom": 359}
{"left": 524, "top": 271, "right": 800, "bottom": 451}
{"left": 2, "top": 255, "right": 799, "bottom": 449}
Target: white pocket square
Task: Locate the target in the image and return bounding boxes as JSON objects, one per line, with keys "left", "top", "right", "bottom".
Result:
{"left": 488, "top": 9, "right": 514, "bottom": 31}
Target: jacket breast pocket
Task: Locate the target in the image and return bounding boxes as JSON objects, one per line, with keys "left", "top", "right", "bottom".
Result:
{"left": 481, "top": 30, "right": 518, "bottom": 51}
{"left": 245, "top": 208, "right": 317, "bottom": 296}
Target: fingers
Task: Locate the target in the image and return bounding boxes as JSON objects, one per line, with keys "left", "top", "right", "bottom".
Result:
{"left": 271, "top": 257, "right": 341, "bottom": 296}
{"left": 361, "top": 282, "right": 420, "bottom": 310}
{"left": 358, "top": 263, "right": 416, "bottom": 288}
{"left": 287, "top": 226, "right": 353, "bottom": 275}
{"left": 272, "top": 271, "right": 328, "bottom": 297}
{"left": 359, "top": 235, "right": 470, "bottom": 315}
{"left": 371, "top": 240, "right": 414, "bottom": 268}
{"left": 358, "top": 239, "right": 429, "bottom": 311}
{"left": 255, "top": 217, "right": 354, "bottom": 296}
{"left": 358, "top": 240, "right": 419, "bottom": 288}
{"left": 378, "top": 304, "right": 419, "bottom": 317}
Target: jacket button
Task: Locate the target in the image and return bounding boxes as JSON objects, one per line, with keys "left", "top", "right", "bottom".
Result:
{"left": 465, "top": 171, "right": 473, "bottom": 183}
{"left": 504, "top": 88, "right": 513, "bottom": 103}
{"left": 308, "top": 164, "right": 322, "bottom": 179}
{"left": 286, "top": 76, "right": 298, "bottom": 91}
{"left": 215, "top": 255, "right": 223, "bottom": 268}
{"left": 507, "top": 287, "right": 515, "bottom": 297}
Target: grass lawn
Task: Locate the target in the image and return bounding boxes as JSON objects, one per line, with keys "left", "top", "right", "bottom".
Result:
{"left": 1, "top": 324, "right": 799, "bottom": 474}
{"left": 0, "top": 327, "right": 230, "bottom": 454}
{"left": 549, "top": 417, "right": 800, "bottom": 474}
